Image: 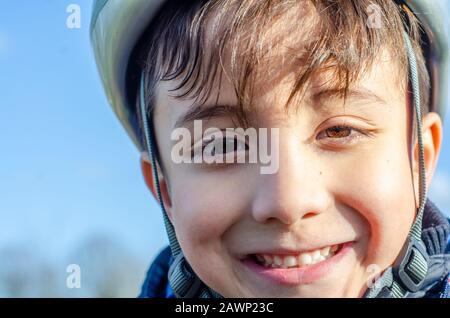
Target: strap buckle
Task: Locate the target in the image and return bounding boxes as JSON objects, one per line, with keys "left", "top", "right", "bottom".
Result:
{"left": 168, "top": 253, "right": 203, "bottom": 298}
{"left": 394, "top": 236, "right": 429, "bottom": 293}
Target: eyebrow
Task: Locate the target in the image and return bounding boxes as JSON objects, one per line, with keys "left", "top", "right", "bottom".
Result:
{"left": 174, "top": 87, "right": 387, "bottom": 128}
{"left": 174, "top": 104, "right": 246, "bottom": 129}
{"left": 311, "top": 87, "right": 387, "bottom": 106}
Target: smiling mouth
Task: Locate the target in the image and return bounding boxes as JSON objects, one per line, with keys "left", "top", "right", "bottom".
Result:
{"left": 247, "top": 244, "right": 344, "bottom": 269}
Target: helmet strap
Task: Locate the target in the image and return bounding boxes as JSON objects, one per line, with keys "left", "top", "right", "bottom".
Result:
{"left": 139, "top": 74, "right": 222, "bottom": 298}
{"left": 364, "top": 30, "right": 430, "bottom": 298}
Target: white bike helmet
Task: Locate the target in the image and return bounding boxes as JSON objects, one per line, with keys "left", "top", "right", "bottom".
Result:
{"left": 91, "top": 0, "right": 449, "bottom": 151}
{"left": 91, "top": 0, "right": 450, "bottom": 298}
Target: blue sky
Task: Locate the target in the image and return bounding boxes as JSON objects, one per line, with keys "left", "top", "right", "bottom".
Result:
{"left": 0, "top": 1, "right": 449, "bottom": 296}
{"left": 0, "top": 1, "right": 167, "bottom": 266}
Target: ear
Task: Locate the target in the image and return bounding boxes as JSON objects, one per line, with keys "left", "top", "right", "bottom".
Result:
{"left": 140, "top": 152, "right": 174, "bottom": 223}
{"left": 412, "top": 112, "right": 443, "bottom": 203}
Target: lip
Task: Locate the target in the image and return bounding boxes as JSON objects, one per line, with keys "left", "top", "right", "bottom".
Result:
{"left": 240, "top": 241, "right": 354, "bottom": 285}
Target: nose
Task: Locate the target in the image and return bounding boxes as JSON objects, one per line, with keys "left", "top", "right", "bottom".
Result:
{"left": 251, "top": 132, "right": 331, "bottom": 225}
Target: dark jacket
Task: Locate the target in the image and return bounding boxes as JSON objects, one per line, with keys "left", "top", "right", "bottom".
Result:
{"left": 139, "top": 199, "right": 450, "bottom": 298}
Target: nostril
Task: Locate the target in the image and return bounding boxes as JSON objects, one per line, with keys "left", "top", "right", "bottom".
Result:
{"left": 303, "top": 212, "right": 317, "bottom": 219}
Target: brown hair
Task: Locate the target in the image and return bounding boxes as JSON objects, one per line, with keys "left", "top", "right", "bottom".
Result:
{"left": 138, "top": 0, "right": 429, "bottom": 140}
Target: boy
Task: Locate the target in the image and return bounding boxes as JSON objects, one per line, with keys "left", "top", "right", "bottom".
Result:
{"left": 91, "top": 0, "right": 450, "bottom": 297}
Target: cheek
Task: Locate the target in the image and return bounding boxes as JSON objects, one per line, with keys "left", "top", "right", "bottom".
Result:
{"left": 332, "top": 139, "right": 416, "bottom": 268}
{"left": 169, "top": 168, "right": 251, "bottom": 272}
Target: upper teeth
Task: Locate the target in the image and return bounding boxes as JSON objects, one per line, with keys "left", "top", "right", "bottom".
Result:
{"left": 254, "top": 244, "right": 340, "bottom": 268}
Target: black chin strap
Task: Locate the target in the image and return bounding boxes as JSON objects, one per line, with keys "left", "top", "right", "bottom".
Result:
{"left": 139, "top": 74, "right": 222, "bottom": 298}
{"left": 364, "top": 30, "right": 430, "bottom": 298}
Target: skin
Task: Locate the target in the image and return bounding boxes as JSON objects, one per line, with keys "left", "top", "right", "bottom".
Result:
{"left": 140, "top": 42, "right": 443, "bottom": 298}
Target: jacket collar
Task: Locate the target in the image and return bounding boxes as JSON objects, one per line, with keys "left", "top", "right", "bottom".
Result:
{"left": 394, "top": 199, "right": 450, "bottom": 298}
{"left": 421, "top": 199, "right": 450, "bottom": 256}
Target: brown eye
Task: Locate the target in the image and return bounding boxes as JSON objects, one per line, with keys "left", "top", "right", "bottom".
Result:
{"left": 325, "top": 126, "right": 352, "bottom": 138}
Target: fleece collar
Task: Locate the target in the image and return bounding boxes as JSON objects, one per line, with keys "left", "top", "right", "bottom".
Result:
{"left": 421, "top": 199, "right": 450, "bottom": 256}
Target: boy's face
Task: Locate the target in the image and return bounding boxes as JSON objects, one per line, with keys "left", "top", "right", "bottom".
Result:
{"left": 147, "top": 51, "right": 423, "bottom": 297}
{"left": 138, "top": 0, "right": 446, "bottom": 297}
